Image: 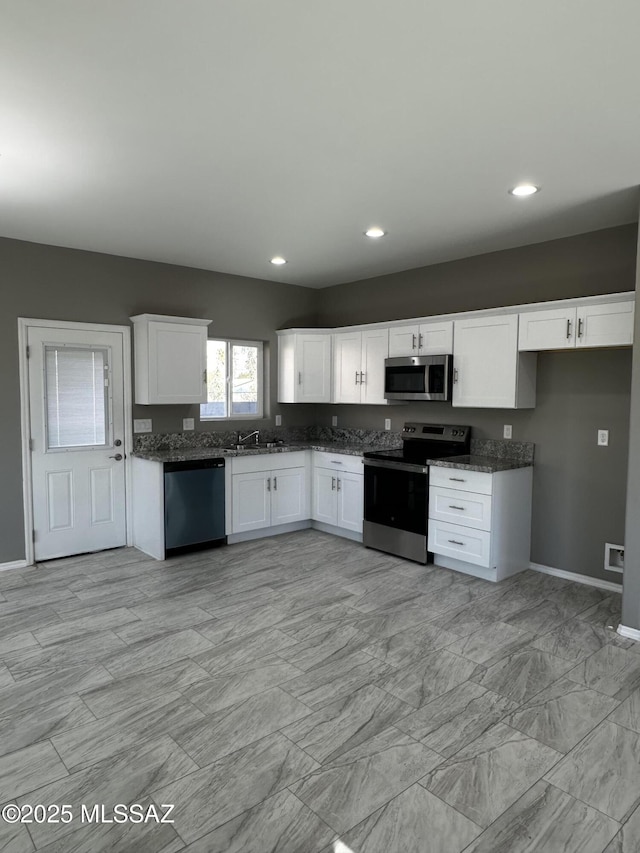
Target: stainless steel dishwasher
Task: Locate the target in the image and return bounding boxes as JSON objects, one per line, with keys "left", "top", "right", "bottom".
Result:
{"left": 164, "top": 457, "right": 226, "bottom": 556}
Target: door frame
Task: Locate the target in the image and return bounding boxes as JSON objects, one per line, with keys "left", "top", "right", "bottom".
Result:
{"left": 18, "top": 318, "right": 134, "bottom": 566}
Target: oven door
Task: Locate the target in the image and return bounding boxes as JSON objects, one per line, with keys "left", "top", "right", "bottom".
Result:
{"left": 363, "top": 459, "right": 429, "bottom": 535}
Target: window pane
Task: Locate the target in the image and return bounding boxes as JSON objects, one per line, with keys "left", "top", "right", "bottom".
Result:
{"left": 202, "top": 340, "right": 227, "bottom": 418}
{"left": 231, "top": 344, "right": 259, "bottom": 416}
{"left": 45, "top": 346, "right": 108, "bottom": 449}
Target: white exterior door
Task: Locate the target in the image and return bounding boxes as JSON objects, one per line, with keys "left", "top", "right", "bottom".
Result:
{"left": 27, "top": 325, "right": 128, "bottom": 561}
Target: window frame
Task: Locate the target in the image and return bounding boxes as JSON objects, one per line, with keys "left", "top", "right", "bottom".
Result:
{"left": 200, "top": 337, "right": 264, "bottom": 421}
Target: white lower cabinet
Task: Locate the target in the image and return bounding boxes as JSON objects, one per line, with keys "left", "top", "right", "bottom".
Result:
{"left": 230, "top": 452, "right": 309, "bottom": 534}
{"left": 428, "top": 465, "right": 532, "bottom": 581}
{"left": 312, "top": 452, "right": 364, "bottom": 535}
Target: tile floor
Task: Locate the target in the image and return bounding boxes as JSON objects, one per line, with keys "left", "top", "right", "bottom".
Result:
{"left": 0, "top": 530, "right": 639, "bottom": 852}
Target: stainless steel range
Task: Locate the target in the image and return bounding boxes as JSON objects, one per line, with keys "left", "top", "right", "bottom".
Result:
{"left": 363, "top": 422, "right": 471, "bottom": 563}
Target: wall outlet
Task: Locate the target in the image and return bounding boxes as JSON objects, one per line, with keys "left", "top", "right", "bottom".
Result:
{"left": 598, "top": 429, "right": 609, "bottom": 446}
{"left": 604, "top": 542, "right": 624, "bottom": 574}
{"left": 332, "top": 415, "right": 338, "bottom": 427}
{"left": 503, "top": 424, "right": 512, "bottom": 439}
{"left": 384, "top": 418, "right": 391, "bottom": 431}
{"left": 133, "top": 418, "right": 152, "bottom": 433}
{"left": 183, "top": 418, "right": 194, "bottom": 431}
{"left": 275, "top": 414, "right": 282, "bottom": 426}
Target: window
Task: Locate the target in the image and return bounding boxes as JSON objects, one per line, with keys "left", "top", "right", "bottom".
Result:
{"left": 44, "top": 345, "right": 110, "bottom": 449}
{"left": 200, "top": 339, "right": 264, "bottom": 420}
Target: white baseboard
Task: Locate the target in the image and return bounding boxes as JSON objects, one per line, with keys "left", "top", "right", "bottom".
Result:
{"left": 617, "top": 624, "right": 640, "bottom": 642}
{"left": 0, "top": 559, "right": 29, "bottom": 572}
{"left": 529, "top": 561, "right": 622, "bottom": 593}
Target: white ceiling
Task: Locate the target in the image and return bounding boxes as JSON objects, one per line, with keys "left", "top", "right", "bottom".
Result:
{"left": 1, "top": 1, "right": 639, "bottom": 289}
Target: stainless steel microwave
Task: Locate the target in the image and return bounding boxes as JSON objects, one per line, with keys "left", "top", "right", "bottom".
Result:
{"left": 384, "top": 354, "right": 453, "bottom": 401}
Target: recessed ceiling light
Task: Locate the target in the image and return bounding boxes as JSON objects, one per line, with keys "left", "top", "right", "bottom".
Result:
{"left": 509, "top": 184, "right": 539, "bottom": 197}
{"left": 270, "top": 256, "right": 287, "bottom": 265}
{"left": 365, "top": 227, "right": 386, "bottom": 238}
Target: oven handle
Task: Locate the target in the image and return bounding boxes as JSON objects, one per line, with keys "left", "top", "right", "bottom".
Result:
{"left": 363, "top": 458, "right": 429, "bottom": 475}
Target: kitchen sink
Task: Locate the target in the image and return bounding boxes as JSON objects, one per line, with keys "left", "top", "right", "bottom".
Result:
{"left": 224, "top": 442, "right": 286, "bottom": 451}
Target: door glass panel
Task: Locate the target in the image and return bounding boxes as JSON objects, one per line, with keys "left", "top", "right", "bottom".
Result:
{"left": 364, "top": 466, "right": 428, "bottom": 534}
{"left": 45, "top": 346, "right": 109, "bottom": 449}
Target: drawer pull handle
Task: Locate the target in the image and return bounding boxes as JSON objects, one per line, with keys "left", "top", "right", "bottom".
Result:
{"left": 449, "top": 505, "right": 465, "bottom": 510}
{"left": 448, "top": 539, "right": 465, "bottom": 546}
{"left": 330, "top": 460, "right": 343, "bottom": 465}
{"left": 449, "top": 477, "right": 466, "bottom": 482}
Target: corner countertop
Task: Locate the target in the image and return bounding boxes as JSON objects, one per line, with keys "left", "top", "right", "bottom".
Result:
{"left": 132, "top": 441, "right": 399, "bottom": 464}
{"left": 427, "top": 455, "right": 533, "bottom": 474}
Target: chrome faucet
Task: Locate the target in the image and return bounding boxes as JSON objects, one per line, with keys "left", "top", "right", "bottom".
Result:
{"left": 238, "top": 430, "right": 260, "bottom": 445}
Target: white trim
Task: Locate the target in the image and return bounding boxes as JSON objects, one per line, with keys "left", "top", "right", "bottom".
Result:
{"left": 0, "top": 559, "right": 29, "bottom": 572}
{"left": 18, "top": 318, "right": 133, "bottom": 565}
{"left": 529, "top": 561, "right": 622, "bottom": 593}
{"left": 227, "top": 520, "right": 311, "bottom": 544}
{"left": 617, "top": 624, "right": 640, "bottom": 642}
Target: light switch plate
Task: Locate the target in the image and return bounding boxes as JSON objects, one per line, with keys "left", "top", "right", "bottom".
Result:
{"left": 275, "top": 415, "right": 282, "bottom": 426}
{"left": 384, "top": 418, "right": 391, "bottom": 431}
{"left": 598, "top": 429, "right": 609, "bottom": 446}
{"left": 332, "top": 415, "right": 338, "bottom": 427}
{"left": 183, "top": 418, "right": 194, "bottom": 431}
{"left": 133, "top": 418, "right": 152, "bottom": 433}
{"left": 503, "top": 424, "right": 512, "bottom": 439}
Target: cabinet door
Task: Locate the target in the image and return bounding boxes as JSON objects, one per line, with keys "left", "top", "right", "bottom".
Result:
{"left": 297, "top": 335, "right": 332, "bottom": 403}
{"left": 453, "top": 315, "right": 522, "bottom": 408}
{"left": 518, "top": 308, "right": 576, "bottom": 351}
{"left": 231, "top": 471, "right": 270, "bottom": 533}
{"left": 147, "top": 321, "right": 208, "bottom": 404}
{"left": 418, "top": 321, "right": 453, "bottom": 355}
{"left": 361, "top": 329, "right": 389, "bottom": 405}
{"left": 271, "top": 468, "right": 307, "bottom": 525}
{"left": 333, "top": 332, "right": 363, "bottom": 404}
{"left": 312, "top": 468, "right": 337, "bottom": 524}
{"left": 576, "top": 301, "right": 635, "bottom": 348}
{"left": 388, "top": 325, "right": 420, "bottom": 357}
{"left": 337, "top": 471, "right": 364, "bottom": 533}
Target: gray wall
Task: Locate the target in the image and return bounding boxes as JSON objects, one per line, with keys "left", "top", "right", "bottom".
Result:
{"left": 623, "top": 220, "right": 640, "bottom": 629}
{"left": 313, "top": 224, "right": 638, "bottom": 583}
{"left": 315, "top": 225, "right": 638, "bottom": 327}
{"left": 0, "top": 236, "right": 318, "bottom": 563}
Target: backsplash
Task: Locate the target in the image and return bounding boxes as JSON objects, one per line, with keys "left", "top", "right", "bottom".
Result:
{"left": 470, "top": 438, "right": 535, "bottom": 463}
{"left": 133, "top": 425, "right": 403, "bottom": 452}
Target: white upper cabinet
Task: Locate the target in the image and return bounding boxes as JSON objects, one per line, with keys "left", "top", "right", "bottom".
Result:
{"left": 333, "top": 328, "right": 389, "bottom": 405}
{"left": 453, "top": 314, "right": 536, "bottom": 409}
{"left": 277, "top": 331, "right": 332, "bottom": 403}
{"left": 576, "top": 300, "right": 635, "bottom": 348}
{"left": 130, "top": 314, "right": 211, "bottom": 405}
{"left": 388, "top": 321, "right": 453, "bottom": 357}
{"left": 519, "top": 300, "right": 634, "bottom": 351}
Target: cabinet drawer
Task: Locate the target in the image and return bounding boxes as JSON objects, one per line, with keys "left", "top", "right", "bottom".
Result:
{"left": 429, "top": 486, "right": 492, "bottom": 531}
{"left": 430, "top": 466, "right": 493, "bottom": 495}
{"left": 428, "top": 520, "right": 492, "bottom": 568}
{"left": 313, "top": 451, "right": 363, "bottom": 475}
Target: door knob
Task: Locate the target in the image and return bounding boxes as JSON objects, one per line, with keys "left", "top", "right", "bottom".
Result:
{"left": 108, "top": 453, "right": 123, "bottom": 461}
{"left": 114, "top": 439, "right": 122, "bottom": 446}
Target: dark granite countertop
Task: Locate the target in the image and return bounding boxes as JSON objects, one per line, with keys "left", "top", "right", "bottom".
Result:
{"left": 427, "top": 454, "right": 533, "bottom": 473}
{"left": 132, "top": 441, "right": 398, "bottom": 464}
